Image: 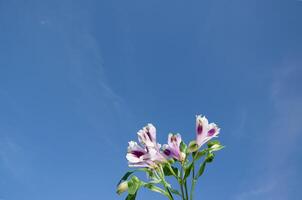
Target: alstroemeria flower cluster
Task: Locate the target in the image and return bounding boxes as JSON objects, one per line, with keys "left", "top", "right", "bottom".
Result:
{"left": 118, "top": 115, "right": 224, "bottom": 200}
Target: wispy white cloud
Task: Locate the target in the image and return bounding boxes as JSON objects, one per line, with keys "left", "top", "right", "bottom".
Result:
{"left": 230, "top": 108, "right": 248, "bottom": 139}
{"left": 42, "top": 5, "right": 135, "bottom": 150}
{"left": 234, "top": 180, "right": 276, "bottom": 200}
{"left": 233, "top": 60, "right": 302, "bottom": 200}
{"left": 267, "top": 63, "right": 302, "bottom": 160}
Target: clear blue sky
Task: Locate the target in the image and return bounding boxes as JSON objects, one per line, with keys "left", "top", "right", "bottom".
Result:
{"left": 0, "top": 0, "right": 302, "bottom": 200}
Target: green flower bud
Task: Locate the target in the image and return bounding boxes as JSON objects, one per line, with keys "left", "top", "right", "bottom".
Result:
{"left": 207, "top": 140, "right": 220, "bottom": 148}
{"left": 180, "top": 141, "right": 187, "bottom": 153}
{"left": 187, "top": 140, "right": 199, "bottom": 153}
{"left": 206, "top": 153, "right": 215, "bottom": 163}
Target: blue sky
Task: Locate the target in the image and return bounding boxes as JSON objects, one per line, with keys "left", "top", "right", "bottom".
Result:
{"left": 0, "top": 0, "right": 302, "bottom": 199}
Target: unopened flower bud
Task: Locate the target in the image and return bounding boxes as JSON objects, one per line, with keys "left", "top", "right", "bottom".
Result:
{"left": 187, "top": 141, "right": 199, "bottom": 153}
{"left": 206, "top": 153, "right": 215, "bottom": 163}
{"left": 117, "top": 181, "right": 128, "bottom": 195}
{"left": 211, "top": 144, "right": 220, "bottom": 150}
{"left": 180, "top": 152, "right": 186, "bottom": 162}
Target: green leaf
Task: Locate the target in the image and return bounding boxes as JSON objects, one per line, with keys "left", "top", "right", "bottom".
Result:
{"left": 209, "top": 144, "right": 225, "bottom": 152}
{"left": 145, "top": 169, "right": 155, "bottom": 179}
{"left": 163, "top": 165, "right": 172, "bottom": 176}
{"left": 149, "top": 179, "right": 161, "bottom": 184}
{"left": 128, "top": 176, "right": 141, "bottom": 195}
{"left": 117, "top": 168, "right": 149, "bottom": 186}
{"left": 127, "top": 181, "right": 136, "bottom": 195}
{"left": 168, "top": 158, "right": 175, "bottom": 164}
{"left": 184, "top": 162, "right": 193, "bottom": 180}
{"left": 143, "top": 183, "right": 169, "bottom": 197}
{"left": 197, "top": 162, "right": 206, "bottom": 178}
{"left": 170, "top": 188, "right": 182, "bottom": 196}
{"left": 125, "top": 192, "right": 137, "bottom": 200}
{"left": 194, "top": 149, "right": 207, "bottom": 161}
{"left": 205, "top": 153, "right": 215, "bottom": 163}
{"left": 117, "top": 171, "right": 134, "bottom": 186}
{"left": 132, "top": 176, "right": 141, "bottom": 184}
{"left": 207, "top": 140, "right": 221, "bottom": 148}
{"left": 163, "top": 164, "right": 179, "bottom": 177}
{"left": 180, "top": 141, "right": 187, "bottom": 153}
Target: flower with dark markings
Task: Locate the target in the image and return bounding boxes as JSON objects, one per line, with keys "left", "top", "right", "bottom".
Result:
{"left": 137, "top": 123, "right": 157, "bottom": 148}
{"left": 126, "top": 141, "right": 152, "bottom": 168}
{"left": 163, "top": 133, "right": 185, "bottom": 161}
{"left": 196, "top": 115, "right": 220, "bottom": 147}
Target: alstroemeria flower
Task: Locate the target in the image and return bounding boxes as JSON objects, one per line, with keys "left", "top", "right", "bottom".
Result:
{"left": 196, "top": 115, "right": 220, "bottom": 147}
{"left": 126, "top": 141, "right": 152, "bottom": 168}
{"left": 163, "top": 133, "right": 185, "bottom": 161}
{"left": 148, "top": 147, "right": 167, "bottom": 164}
{"left": 137, "top": 124, "right": 157, "bottom": 148}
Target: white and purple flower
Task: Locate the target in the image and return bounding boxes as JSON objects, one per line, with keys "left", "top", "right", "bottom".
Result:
{"left": 126, "top": 124, "right": 167, "bottom": 168}
{"left": 126, "top": 141, "right": 152, "bottom": 168}
{"left": 163, "top": 133, "right": 185, "bottom": 161}
{"left": 196, "top": 115, "right": 220, "bottom": 147}
{"left": 137, "top": 123, "right": 158, "bottom": 148}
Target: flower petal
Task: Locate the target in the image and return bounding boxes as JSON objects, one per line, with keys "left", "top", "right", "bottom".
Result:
{"left": 196, "top": 115, "right": 209, "bottom": 146}
{"left": 163, "top": 134, "right": 183, "bottom": 161}
{"left": 168, "top": 133, "right": 182, "bottom": 147}
{"left": 207, "top": 123, "right": 220, "bottom": 137}
{"left": 137, "top": 124, "right": 157, "bottom": 148}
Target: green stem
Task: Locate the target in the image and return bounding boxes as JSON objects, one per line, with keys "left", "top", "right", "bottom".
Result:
{"left": 179, "top": 167, "right": 186, "bottom": 200}
{"left": 164, "top": 184, "right": 174, "bottom": 200}
{"left": 167, "top": 164, "right": 178, "bottom": 178}
{"left": 180, "top": 181, "right": 185, "bottom": 200}
{"left": 184, "top": 180, "right": 189, "bottom": 200}
{"left": 190, "top": 179, "right": 197, "bottom": 200}
{"left": 143, "top": 182, "right": 171, "bottom": 199}
{"left": 181, "top": 163, "right": 190, "bottom": 200}
{"left": 190, "top": 164, "right": 195, "bottom": 200}
{"left": 159, "top": 165, "right": 174, "bottom": 200}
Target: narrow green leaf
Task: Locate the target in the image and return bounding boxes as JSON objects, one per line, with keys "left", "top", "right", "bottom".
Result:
{"left": 197, "top": 162, "right": 206, "bottom": 178}
{"left": 205, "top": 153, "right": 215, "bottom": 163}
{"left": 194, "top": 149, "right": 207, "bottom": 161}
{"left": 163, "top": 165, "right": 173, "bottom": 176}
{"left": 170, "top": 188, "right": 182, "bottom": 196}
{"left": 184, "top": 162, "right": 193, "bottom": 180}
{"left": 143, "top": 183, "right": 169, "bottom": 197}
{"left": 209, "top": 144, "right": 225, "bottom": 152}
{"left": 117, "top": 171, "right": 134, "bottom": 186}
{"left": 125, "top": 192, "right": 137, "bottom": 200}
{"left": 163, "top": 164, "right": 179, "bottom": 177}
{"left": 128, "top": 176, "right": 141, "bottom": 195}
{"left": 207, "top": 140, "right": 221, "bottom": 148}
{"left": 117, "top": 168, "right": 149, "bottom": 186}
{"left": 180, "top": 141, "right": 187, "bottom": 153}
{"left": 127, "top": 181, "right": 135, "bottom": 195}
{"left": 145, "top": 169, "right": 153, "bottom": 178}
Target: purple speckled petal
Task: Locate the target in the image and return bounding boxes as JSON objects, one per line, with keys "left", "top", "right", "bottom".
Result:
{"left": 197, "top": 124, "right": 203, "bottom": 135}
{"left": 208, "top": 128, "right": 216, "bottom": 136}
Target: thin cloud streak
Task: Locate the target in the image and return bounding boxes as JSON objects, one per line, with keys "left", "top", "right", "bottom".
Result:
{"left": 234, "top": 61, "right": 302, "bottom": 200}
